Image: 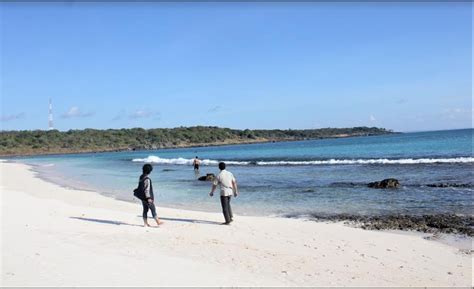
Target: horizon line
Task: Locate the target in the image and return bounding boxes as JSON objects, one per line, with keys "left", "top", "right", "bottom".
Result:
{"left": 1, "top": 126, "right": 473, "bottom": 134}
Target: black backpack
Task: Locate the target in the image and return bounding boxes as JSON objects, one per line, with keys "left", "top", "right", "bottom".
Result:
{"left": 133, "top": 177, "right": 150, "bottom": 201}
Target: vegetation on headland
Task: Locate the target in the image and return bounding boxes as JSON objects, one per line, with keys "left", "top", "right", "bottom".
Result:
{"left": 0, "top": 126, "right": 394, "bottom": 156}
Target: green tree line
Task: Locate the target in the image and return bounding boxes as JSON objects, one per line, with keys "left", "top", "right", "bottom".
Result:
{"left": 0, "top": 126, "right": 393, "bottom": 156}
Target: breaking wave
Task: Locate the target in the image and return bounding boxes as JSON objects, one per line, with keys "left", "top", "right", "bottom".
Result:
{"left": 132, "top": 156, "right": 249, "bottom": 165}
{"left": 132, "top": 156, "right": 474, "bottom": 166}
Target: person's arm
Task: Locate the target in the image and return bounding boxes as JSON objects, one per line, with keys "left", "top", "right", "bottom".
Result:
{"left": 209, "top": 178, "right": 218, "bottom": 197}
{"left": 144, "top": 178, "right": 152, "bottom": 202}
{"left": 232, "top": 178, "right": 238, "bottom": 197}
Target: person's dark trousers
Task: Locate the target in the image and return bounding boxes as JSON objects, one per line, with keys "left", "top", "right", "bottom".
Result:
{"left": 220, "top": 196, "right": 233, "bottom": 223}
{"left": 142, "top": 200, "right": 157, "bottom": 219}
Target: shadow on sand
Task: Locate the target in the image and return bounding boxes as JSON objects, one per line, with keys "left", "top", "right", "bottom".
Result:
{"left": 70, "top": 217, "right": 144, "bottom": 227}
{"left": 71, "top": 216, "right": 221, "bottom": 227}
{"left": 158, "top": 217, "right": 221, "bottom": 225}
{"left": 137, "top": 216, "right": 221, "bottom": 225}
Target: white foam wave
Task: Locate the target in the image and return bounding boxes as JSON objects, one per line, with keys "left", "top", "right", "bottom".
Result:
{"left": 132, "top": 156, "right": 249, "bottom": 165}
{"left": 132, "top": 156, "right": 474, "bottom": 166}
{"left": 256, "top": 157, "right": 474, "bottom": 165}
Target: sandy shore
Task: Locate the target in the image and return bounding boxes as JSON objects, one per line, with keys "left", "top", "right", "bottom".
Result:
{"left": 0, "top": 162, "right": 472, "bottom": 286}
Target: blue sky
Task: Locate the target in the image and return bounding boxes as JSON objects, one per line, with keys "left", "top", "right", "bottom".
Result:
{"left": 1, "top": 2, "right": 472, "bottom": 132}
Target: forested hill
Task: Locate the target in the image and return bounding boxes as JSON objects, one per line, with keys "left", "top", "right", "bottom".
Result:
{"left": 0, "top": 126, "right": 394, "bottom": 156}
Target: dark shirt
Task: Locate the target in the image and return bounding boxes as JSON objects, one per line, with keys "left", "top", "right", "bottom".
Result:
{"left": 139, "top": 174, "right": 154, "bottom": 199}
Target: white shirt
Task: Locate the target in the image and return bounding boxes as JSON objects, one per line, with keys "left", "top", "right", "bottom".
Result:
{"left": 213, "top": 170, "right": 236, "bottom": 197}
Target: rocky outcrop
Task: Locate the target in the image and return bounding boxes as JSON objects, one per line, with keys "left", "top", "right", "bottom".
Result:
{"left": 368, "top": 178, "right": 400, "bottom": 189}
{"left": 426, "top": 183, "right": 472, "bottom": 188}
{"left": 198, "top": 173, "right": 215, "bottom": 181}
{"left": 296, "top": 213, "right": 474, "bottom": 236}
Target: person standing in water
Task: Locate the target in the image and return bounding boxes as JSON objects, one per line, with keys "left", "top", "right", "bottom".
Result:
{"left": 137, "top": 164, "right": 163, "bottom": 227}
{"left": 193, "top": 156, "right": 201, "bottom": 171}
{"left": 209, "top": 162, "right": 239, "bottom": 225}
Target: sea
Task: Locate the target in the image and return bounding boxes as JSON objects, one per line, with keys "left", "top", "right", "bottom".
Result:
{"left": 9, "top": 129, "right": 474, "bottom": 219}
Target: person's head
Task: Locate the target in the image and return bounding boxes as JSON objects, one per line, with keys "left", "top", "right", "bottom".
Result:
{"left": 142, "top": 164, "right": 153, "bottom": 175}
{"left": 195, "top": 156, "right": 198, "bottom": 159}
{"left": 218, "top": 162, "right": 226, "bottom": 171}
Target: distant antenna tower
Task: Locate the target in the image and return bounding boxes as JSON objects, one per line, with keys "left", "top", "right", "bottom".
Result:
{"left": 48, "top": 98, "right": 54, "bottom": 130}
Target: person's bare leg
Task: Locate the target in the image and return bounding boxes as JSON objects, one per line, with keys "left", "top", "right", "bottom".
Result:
{"left": 143, "top": 218, "right": 151, "bottom": 227}
{"left": 154, "top": 217, "right": 163, "bottom": 226}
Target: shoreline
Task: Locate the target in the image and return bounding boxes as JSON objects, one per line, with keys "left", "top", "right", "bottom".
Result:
{"left": 10, "top": 159, "right": 474, "bottom": 239}
{"left": 1, "top": 161, "right": 472, "bottom": 286}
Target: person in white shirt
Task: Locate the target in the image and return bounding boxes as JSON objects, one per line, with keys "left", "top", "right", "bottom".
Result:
{"left": 209, "top": 162, "right": 239, "bottom": 225}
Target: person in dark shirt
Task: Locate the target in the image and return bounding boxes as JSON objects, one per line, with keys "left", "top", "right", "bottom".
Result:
{"left": 138, "top": 164, "right": 163, "bottom": 227}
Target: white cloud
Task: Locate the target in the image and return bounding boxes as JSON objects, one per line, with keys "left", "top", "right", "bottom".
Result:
{"left": 129, "top": 109, "right": 160, "bottom": 119}
{"left": 208, "top": 105, "right": 222, "bottom": 113}
{"left": 61, "top": 106, "right": 95, "bottom": 118}
{"left": 441, "top": 108, "right": 473, "bottom": 120}
{"left": 0, "top": 112, "right": 25, "bottom": 122}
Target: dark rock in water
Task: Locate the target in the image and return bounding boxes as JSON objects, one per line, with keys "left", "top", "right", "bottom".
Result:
{"left": 303, "top": 213, "right": 474, "bottom": 236}
{"left": 162, "top": 169, "right": 175, "bottom": 172}
{"left": 198, "top": 173, "right": 215, "bottom": 181}
{"left": 329, "top": 182, "right": 361, "bottom": 187}
{"left": 426, "top": 183, "right": 472, "bottom": 188}
{"left": 368, "top": 178, "right": 400, "bottom": 189}
{"left": 458, "top": 249, "right": 474, "bottom": 255}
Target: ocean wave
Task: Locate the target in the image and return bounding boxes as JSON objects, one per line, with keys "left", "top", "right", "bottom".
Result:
{"left": 132, "top": 156, "right": 250, "bottom": 165}
{"left": 132, "top": 156, "right": 474, "bottom": 166}
{"left": 256, "top": 157, "right": 474, "bottom": 165}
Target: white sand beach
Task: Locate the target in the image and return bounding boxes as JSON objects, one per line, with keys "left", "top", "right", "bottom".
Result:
{"left": 0, "top": 161, "right": 472, "bottom": 287}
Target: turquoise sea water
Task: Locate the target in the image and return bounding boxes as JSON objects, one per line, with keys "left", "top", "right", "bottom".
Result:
{"left": 10, "top": 129, "right": 473, "bottom": 218}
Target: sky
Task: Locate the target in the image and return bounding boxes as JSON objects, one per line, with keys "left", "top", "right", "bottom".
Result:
{"left": 0, "top": 2, "right": 472, "bottom": 132}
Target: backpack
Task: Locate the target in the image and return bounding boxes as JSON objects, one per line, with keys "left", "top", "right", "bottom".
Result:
{"left": 133, "top": 177, "right": 150, "bottom": 201}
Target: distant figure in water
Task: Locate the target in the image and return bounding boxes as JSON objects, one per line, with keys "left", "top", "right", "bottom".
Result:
{"left": 136, "top": 164, "right": 163, "bottom": 227}
{"left": 193, "top": 156, "right": 201, "bottom": 171}
{"left": 209, "top": 162, "right": 239, "bottom": 225}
